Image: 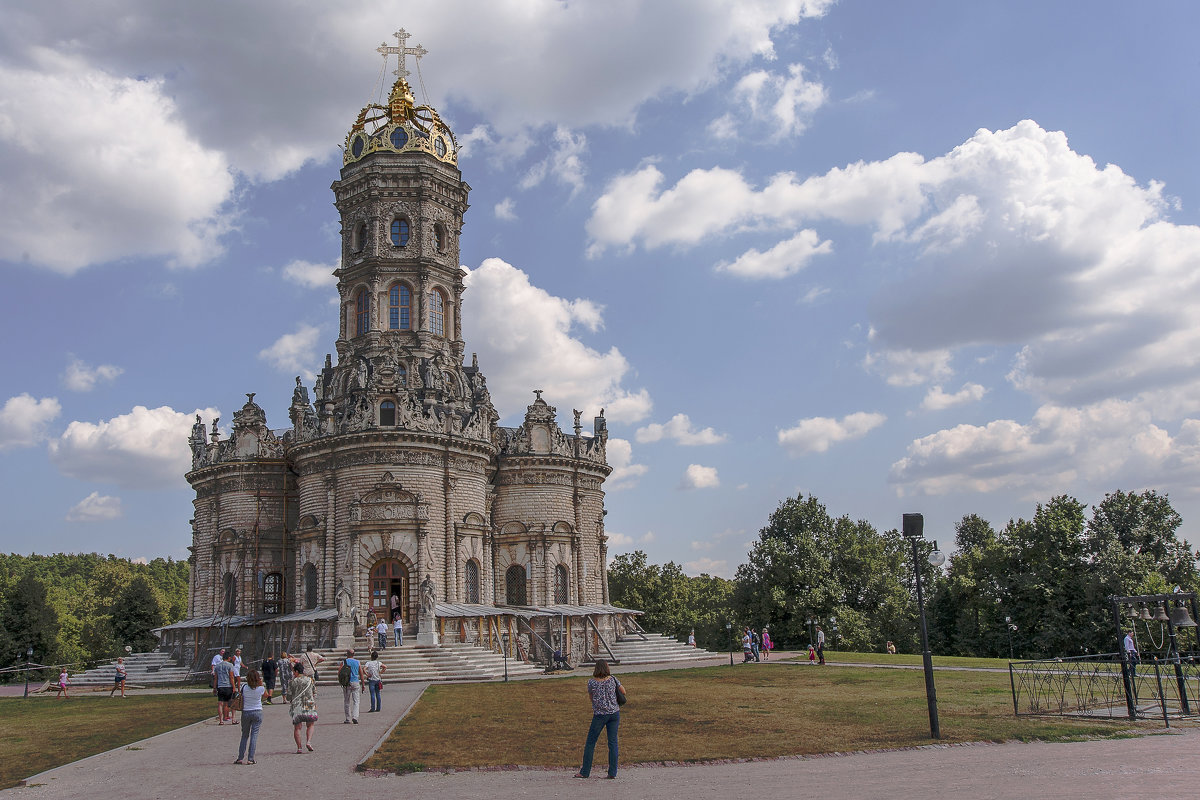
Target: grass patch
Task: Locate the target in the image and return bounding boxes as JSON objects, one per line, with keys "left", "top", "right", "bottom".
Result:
{"left": 796, "top": 650, "right": 1016, "bottom": 670}
{"left": 365, "top": 664, "right": 1145, "bottom": 772}
{"left": 0, "top": 693, "right": 215, "bottom": 789}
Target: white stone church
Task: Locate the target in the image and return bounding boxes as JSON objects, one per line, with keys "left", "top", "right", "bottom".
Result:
{"left": 159, "top": 33, "right": 647, "bottom": 672}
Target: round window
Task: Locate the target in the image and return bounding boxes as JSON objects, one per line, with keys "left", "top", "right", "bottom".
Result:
{"left": 390, "top": 127, "right": 408, "bottom": 149}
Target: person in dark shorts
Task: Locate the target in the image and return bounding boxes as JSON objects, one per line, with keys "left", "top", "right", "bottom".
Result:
{"left": 261, "top": 654, "right": 277, "bottom": 704}
{"left": 214, "top": 652, "right": 239, "bottom": 724}
{"left": 110, "top": 657, "right": 128, "bottom": 697}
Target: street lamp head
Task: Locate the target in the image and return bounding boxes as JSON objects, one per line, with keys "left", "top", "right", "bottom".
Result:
{"left": 928, "top": 540, "right": 946, "bottom": 567}
{"left": 26, "top": 646, "right": 33, "bottom": 657}
{"left": 902, "top": 513, "right": 924, "bottom": 539}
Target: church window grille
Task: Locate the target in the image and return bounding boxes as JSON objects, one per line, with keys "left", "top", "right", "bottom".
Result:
{"left": 379, "top": 400, "right": 396, "bottom": 427}
{"left": 355, "top": 223, "right": 368, "bottom": 253}
{"left": 263, "top": 572, "right": 283, "bottom": 615}
{"left": 303, "top": 564, "right": 318, "bottom": 609}
{"left": 388, "top": 284, "right": 411, "bottom": 330}
{"left": 429, "top": 289, "right": 445, "bottom": 336}
{"left": 554, "top": 564, "right": 569, "bottom": 604}
{"left": 222, "top": 572, "right": 237, "bottom": 616}
{"left": 355, "top": 290, "right": 370, "bottom": 335}
{"left": 464, "top": 559, "right": 481, "bottom": 604}
{"left": 434, "top": 223, "right": 447, "bottom": 253}
{"left": 391, "top": 218, "right": 410, "bottom": 247}
{"left": 398, "top": 365, "right": 407, "bottom": 387}
{"left": 505, "top": 564, "right": 527, "bottom": 606}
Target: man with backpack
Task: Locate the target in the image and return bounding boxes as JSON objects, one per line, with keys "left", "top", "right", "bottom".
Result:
{"left": 339, "top": 649, "right": 361, "bottom": 724}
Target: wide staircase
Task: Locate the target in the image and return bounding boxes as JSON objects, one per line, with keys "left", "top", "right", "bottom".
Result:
{"left": 602, "top": 632, "right": 720, "bottom": 666}
{"left": 310, "top": 642, "right": 545, "bottom": 685}
{"left": 70, "top": 651, "right": 195, "bottom": 688}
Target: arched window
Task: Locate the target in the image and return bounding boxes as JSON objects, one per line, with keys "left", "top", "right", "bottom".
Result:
{"left": 428, "top": 288, "right": 445, "bottom": 336}
{"left": 555, "top": 564, "right": 569, "bottom": 604}
{"left": 388, "top": 284, "right": 411, "bottom": 330}
{"left": 434, "top": 223, "right": 447, "bottom": 253}
{"left": 465, "top": 559, "right": 481, "bottom": 604}
{"left": 379, "top": 400, "right": 396, "bottom": 427}
{"left": 391, "top": 218, "right": 410, "bottom": 247}
{"left": 355, "top": 222, "right": 368, "bottom": 253}
{"left": 263, "top": 572, "right": 283, "bottom": 615}
{"left": 505, "top": 564, "right": 527, "bottom": 606}
{"left": 398, "top": 365, "right": 407, "bottom": 387}
{"left": 355, "top": 290, "right": 370, "bottom": 335}
{"left": 303, "top": 564, "right": 318, "bottom": 609}
{"left": 222, "top": 572, "right": 237, "bottom": 616}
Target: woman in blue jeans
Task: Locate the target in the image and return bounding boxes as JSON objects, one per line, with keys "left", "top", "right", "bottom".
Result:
{"left": 234, "top": 669, "right": 268, "bottom": 764}
{"left": 575, "top": 659, "right": 624, "bottom": 779}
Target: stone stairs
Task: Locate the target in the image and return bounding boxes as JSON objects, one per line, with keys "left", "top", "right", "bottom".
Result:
{"left": 601, "top": 633, "right": 720, "bottom": 666}
{"left": 310, "top": 642, "right": 545, "bottom": 685}
{"left": 69, "top": 651, "right": 195, "bottom": 687}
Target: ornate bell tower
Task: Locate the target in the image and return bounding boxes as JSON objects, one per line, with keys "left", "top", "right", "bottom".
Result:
{"left": 318, "top": 29, "right": 474, "bottom": 432}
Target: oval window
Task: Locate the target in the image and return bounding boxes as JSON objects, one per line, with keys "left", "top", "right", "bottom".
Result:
{"left": 434, "top": 137, "right": 447, "bottom": 157}
{"left": 351, "top": 135, "right": 365, "bottom": 158}
{"left": 391, "top": 219, "right": 410, "bottom": 247}
{"left": 390, "top": 127, "right": 408, "bottom": 149}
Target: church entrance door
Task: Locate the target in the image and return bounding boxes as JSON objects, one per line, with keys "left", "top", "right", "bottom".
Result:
{"left": 371, "top": 559, "right": 408, "bottom": 624}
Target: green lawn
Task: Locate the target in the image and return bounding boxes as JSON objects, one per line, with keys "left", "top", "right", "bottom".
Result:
{"left": 0, "top": 693, "right": 215, "bottom": 790}
{"left": 365, "top": 662, "right": 1141, "bottom": 773}
{"left": 806, "top": 650, "right": 1016, "bottom": 670}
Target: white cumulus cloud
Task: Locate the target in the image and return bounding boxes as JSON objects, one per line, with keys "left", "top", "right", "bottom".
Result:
{"left": 463, "top": 258, "right": 651, "bottom": 423}
{"left": 921, "top": 383, "right": 987, "bottom": 411}
{"left": 282, "top": 259, "right": 338, "bottom": 290}
{"left": 635, "top": 413, "right": 727, "bottom": 445}
{"left": 683, "top": 557, "right": 730, "bottom": 577}
{"left": 66, "top": 492, "right": 124, "bottom": 522}
{"left": 0, "top": 50, "right": 234, "bottom": 272}
{"left": 715, "top": 229, "right": 832, "bottom": 279}
{"left": 680, "top": 464, "right": 720, "bottom": 490}
{"left": 0, "top": 394, "right": 62, "bottom": 450}
{"left": 259, "top": 325, "right": 322, "bottom": 378}
{"left": 48, "top": 405, "right": 220, "bottom": 488}
{"left": 62, "top": 357, "right": 124, "bottom": 392}
{"left": 605, "top": 438, "right": 649, "bottom": 491}
{"left": 778, "top": 412, "right": 887, "bottom": 456}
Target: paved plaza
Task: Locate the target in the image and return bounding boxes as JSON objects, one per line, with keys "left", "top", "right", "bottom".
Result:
{"left": 5, "top": 659, "right": 1200, "bottom": 799}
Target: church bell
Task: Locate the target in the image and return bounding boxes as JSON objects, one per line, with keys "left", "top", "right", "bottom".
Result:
{"left": 1169, "top": 603, "right": 1197, "bottom": 628}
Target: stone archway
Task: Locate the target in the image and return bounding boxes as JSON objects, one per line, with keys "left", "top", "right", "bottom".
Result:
{"left": 370, "top": 557, "right": 412, "bottom": 625}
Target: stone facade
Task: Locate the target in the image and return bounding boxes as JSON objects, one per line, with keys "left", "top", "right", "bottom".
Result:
{"left": 180, "top": 57, "right": 613, "bottom": 645}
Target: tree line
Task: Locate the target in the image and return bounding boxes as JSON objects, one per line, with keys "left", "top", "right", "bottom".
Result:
{"left": 0, "top": 553, "right": 189, "bottom": 678}
{"left": 610, "top": 489, "right": 1199, "bottom": 659}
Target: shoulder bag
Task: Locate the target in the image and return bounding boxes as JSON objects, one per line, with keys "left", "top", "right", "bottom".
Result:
{"left": 614, "top": 677, "right": 627, "bottom": 707}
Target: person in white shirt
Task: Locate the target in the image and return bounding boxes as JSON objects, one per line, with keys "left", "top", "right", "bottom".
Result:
{"left": 363, "top": 650, "right": 387, "bottom": 712}
{"left": 393, "top": 614, "right": 403, "bottom": 647}
{"left": 1124, "top": 629, "right": 1139, "bottom": 685}
{"left": 816, "top": 626, "right": 826, "bottom": 665}
{"left": 233, "top": 648, "right": 244, "bottom": 676}
{"left": 376, "top": 619, "right": 389, "bottom": 650}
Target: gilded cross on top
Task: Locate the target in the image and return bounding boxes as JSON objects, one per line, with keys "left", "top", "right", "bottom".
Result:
{"left": 377, "top": 28, "right": 428, "bottom": 80}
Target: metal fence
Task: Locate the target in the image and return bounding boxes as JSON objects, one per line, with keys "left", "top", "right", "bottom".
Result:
{"left": 1010, "top": 652, "right": 1200, "bottom": 724}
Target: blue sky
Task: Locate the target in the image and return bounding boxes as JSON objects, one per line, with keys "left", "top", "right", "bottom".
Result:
{"left": 2, "top": 1, "right": 1199, "bottom": 575}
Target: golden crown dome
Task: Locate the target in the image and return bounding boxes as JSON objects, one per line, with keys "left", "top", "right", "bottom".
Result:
{"left": 343, "top": 30, "right": 458, "bottom": 167}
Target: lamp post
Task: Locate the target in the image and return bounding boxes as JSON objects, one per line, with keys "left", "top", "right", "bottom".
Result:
{"left": 23, "top": 646, "right": 33, "bottom": 698}
{"left": 903, "top": 513, "right": 942, "bottom": 739}
{"left": 1005, "top": 616, "right": 1015, "bottom": 660}
{"left": 727, "top": 622, "right": 733, "bottom": 666}
{"left": 805, "top": 617, "right": 815, "bottom": 647}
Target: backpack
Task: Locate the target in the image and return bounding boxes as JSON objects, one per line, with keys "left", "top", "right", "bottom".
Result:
{"left": 338, "top": 662, "right": 351, "bottom": 687}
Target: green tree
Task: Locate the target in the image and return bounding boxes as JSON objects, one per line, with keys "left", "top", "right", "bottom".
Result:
{"left": 734, "top": 494, "right": 917, "bottom": 652}
{"left": 111, "top": 575, "right": 167, "bottom": 653}
{"left": 2, "top": 573, "right": 60, "bottom": 671}
{"left": 608, "top": 551, "right": 735, "bottom": 649}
